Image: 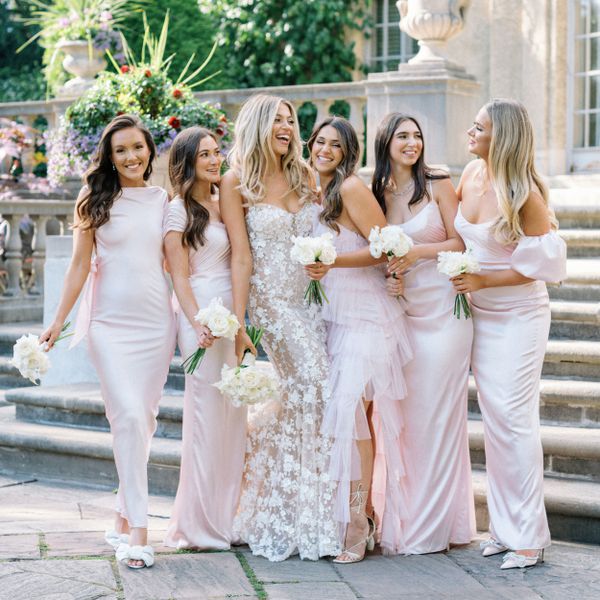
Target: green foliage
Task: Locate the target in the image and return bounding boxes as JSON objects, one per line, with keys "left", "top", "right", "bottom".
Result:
{"left": 121, "top": 0, "right": 229, "bottom": 90}
{"left": 0, "top": 66, "right": 46, "bottom": 102}
{"left": 199, "top": 0, "right": 371, "bottom": 88}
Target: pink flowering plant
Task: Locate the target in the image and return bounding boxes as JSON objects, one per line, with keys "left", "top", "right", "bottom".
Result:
{"left": 0, "top": 119, "right": 34, "bottom": 162}
{"left": 47, "top": 14, "right": 230, "bottom": 186}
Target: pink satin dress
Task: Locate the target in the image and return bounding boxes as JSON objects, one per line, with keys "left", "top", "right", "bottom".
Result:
{"left": 72, "top": 186, "right": 176, "bottom": 528}
{"left": 163, "top": 196, "right": 247, "bottom": 550}
{"left": 390, "top": 200, "right": 476, "bottom": 554}
{"left": 315, "top": 218, "right": 413, "bottom": 554}
{"left": 455, "top": 204, "right": 567, "bottom": 550}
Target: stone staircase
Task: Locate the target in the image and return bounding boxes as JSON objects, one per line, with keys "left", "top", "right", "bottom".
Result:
{"left": 0, "top": 176, "right": 598, "bottom": 544}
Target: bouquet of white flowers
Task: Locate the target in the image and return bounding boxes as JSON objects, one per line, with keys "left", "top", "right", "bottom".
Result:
{"left": 437, "top": 248, "right": 481, "bottom": 319}
{"left": 182, "top": 297, "right": 240, "bottom": 374}
{"left": 290, "top": 232, "right": 337, "bottom": 306}
{"left": 11, "top": 322, "right": 72, "bottom": 384}
{"left": 368, "top": 225, "right": 414, "bottom": 260}
{"left": 213, "top": 324, "right": 279, "bottom": 407}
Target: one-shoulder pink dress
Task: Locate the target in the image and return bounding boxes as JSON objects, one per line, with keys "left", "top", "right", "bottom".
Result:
{"left": 390, "top": 200, "right": 476, "bottom": 554}
{"left": 72, "top": 186, "right": 176, "bottom": 528}
{"left": 315, "top": 218, "right": 412, "bottom": 554}
{"left": 163, "top": 197, "right": 247, "bottom": 550}
{"left": 455, "top": 205, "right": 567, "bottom": 550}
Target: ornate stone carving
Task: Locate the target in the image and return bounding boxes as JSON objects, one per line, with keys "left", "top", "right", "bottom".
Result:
{"left": 56, "top": 40, "right": 107, "bottom": 97}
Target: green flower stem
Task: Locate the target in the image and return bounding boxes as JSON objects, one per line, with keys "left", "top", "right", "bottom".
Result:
{"left": 182, "top": 347, "right": 206, "bottom": 374}
{"left": 304, "top": 280, "right": 329, "bottom": 306}
{"left": 453, "top": 293, "right": 472, "bottom": 319}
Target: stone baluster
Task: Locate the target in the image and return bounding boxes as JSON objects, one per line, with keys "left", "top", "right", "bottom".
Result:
{"left": 58, "top": 215, "right": 72, "bottom": 235}
{"left": 348, "top": 99, "right": 366, "bottom": 164}
{"left": 314, "top": 99, "right": 334, "bottom": 126}
{"left": 31, "top": 215, "right": 49, "bottom": 295}
{"left": 2, "top": 214, "right": 23, "bottom": 297}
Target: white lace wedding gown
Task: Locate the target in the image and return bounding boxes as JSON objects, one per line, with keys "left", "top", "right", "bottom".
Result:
{"left": 233, "top": 202, "right": 340, "bottom": 561}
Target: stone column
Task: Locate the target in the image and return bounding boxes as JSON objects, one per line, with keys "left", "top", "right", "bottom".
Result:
{"left": 361, "top": 0, "right": 479, "bottom": 180}
{"left": 31, "top": 215, "right": 49, "bottom": 295}
{"left": 2, "top": 214, "right": 22, "bottom": 297}
{"left": 42, "top": 236, "right": 98, "bottom": 386}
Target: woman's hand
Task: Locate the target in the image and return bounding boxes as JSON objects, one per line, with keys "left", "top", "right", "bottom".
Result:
{"left": 451, "top": 273, "right": 485, "bottom": 293}
{"left": 39, "top": 321, "right": 65, "bottom": 351}
{"left": 235, "top": 329, "right": 257, "bottom": 365}
{"left": 305, "top": 262, "right": 330, "bottom": 281}
{"left": 385, "top": 273, "right": 404, "bottom": 297}
{"left": 194, "top": 324, "right": 215, "bottom": 349}
{"left": 387, "top": 248, "right": 420, "bottom": 277}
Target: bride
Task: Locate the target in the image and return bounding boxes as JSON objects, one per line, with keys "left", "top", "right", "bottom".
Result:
{"left": 219, "top": 93, "right": 340, "bottom": 562}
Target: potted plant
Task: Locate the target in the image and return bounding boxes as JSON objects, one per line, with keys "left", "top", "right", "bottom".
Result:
{"left": 18, "top": 0, "right": 138, "bottom": 96}
{"left": 47, "top": 13, "right": 230, "bottom": 189}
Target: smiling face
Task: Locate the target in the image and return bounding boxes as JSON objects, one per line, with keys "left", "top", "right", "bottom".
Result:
{"left": 110, "top": 127, "right": 151, "bottom": 185}
{"left": 271, "top": 102, "right": 294, "bottom": 157}
{"left": 195, "top": 135, "right": 222, "bottom": 185}
{"left": 310, "top": 125, "right": 344, "bottom": 175}
{"left": 467, "top": 107, "right": 492, "bottom": 159}
{"left": 388, "top": 119, "right": 423, "bottom": 168}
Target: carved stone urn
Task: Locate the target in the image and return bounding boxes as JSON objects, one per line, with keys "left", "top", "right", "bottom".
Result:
{"left": 56, "top": 40, "right": 107, "bottom": 97}
{"left": 397, "top": 0, "right": 470, "bottom": 67}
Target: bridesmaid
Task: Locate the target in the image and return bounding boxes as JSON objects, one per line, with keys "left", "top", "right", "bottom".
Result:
{"left": 40, "top": 114, "right": 176, "bottom": 568}
{"left": 163, "top": 127, "right": 247, "bottom": 550}
{"left": 376, "top": 113, "right": 476, "bottom": 554}
{"left": 307, "top": 116, "right": 412, "bottom": 561}
{"left": 453, "top": 98, "right": 567, "bottom": 569}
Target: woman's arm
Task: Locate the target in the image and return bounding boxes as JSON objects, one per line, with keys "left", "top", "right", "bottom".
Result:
{"left": 39, "top": 198, "right": 94, "bottom": 348}
{"left": 164, "top": 232, "right": 214, "bottom": 349}
{"left": 220, "top": 171, "right": 256, "bottom": 362}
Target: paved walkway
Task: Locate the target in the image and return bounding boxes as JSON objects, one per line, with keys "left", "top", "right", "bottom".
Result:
{"left": 1, "top": 474, "right": 599, "bottom": 599}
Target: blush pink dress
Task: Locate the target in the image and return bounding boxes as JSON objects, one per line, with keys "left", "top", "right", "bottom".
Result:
{"left": 315, "top": 217, "right": 412, "bottom": 554}
{"left": 163, "top": 196, "right": 247, "bottom": 550}
{"left": 71, "top": 186, "right": 176, "bottom": 528}
{"left": 389, "top": 200, "right": 476, "bottom": 554}
{"left": 454, "top": 204, "right": 567, "bottom": 550}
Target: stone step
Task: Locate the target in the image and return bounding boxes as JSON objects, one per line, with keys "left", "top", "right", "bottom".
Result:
{"left": 550, "top": 191, "right": 600, "bottom": 228}
{"left": 543, "top": 339, "right": 600, "bottom": 380}
{"left": 0, "top": 356, "right": 37, "bottom": 389}
{"left": 550, "top": 300, "right": 600, "bottom": 340}
{"left": 0, "top": 405, "right": 180, "bottom": 495}
{"left": 548, "top": 173, "right": 600, "bottom": 189}
{"left": 469, "top": 420, "right": 600, "bottom": 483}
{"left": 5, "top": 384, "right": 184, "bottom": 439}
{"left": 559, "top": 229, "right": 600, "bottom": 257}
{"left": 0, "top": 321, "right": 43, "bottom": 355}
{"left": 472, "top": 469, "right": 600, "bottom": 545}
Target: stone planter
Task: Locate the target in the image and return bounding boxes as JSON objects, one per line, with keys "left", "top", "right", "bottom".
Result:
{"left": 56, "top": 40, "right": 107, "bottom": 98}
{"left": 397, "top": 0, "right": 470, "bottom": 67}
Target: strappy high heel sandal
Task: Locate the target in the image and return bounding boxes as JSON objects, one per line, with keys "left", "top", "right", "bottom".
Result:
{"left": 333, "top": 484, "right": 375, "bottom": 564}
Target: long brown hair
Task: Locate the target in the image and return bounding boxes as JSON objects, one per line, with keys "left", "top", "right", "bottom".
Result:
{"left": 77, "top": 114, "right": 156, "bottom": 230}
{"left": 307, "top": 116, "right": 360, "bottom": 233}
{"left": 168, "top": 126, "right": 219, "bottom": 249}
{"left": 371, "top": 113, "right": 448, "bottom": 214}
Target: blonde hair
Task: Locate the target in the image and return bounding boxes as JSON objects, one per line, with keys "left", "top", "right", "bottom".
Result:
{"left": 485, "top": 98, "right": 557, "bottom": 244}
{"left": 227, "top": 94, "right": 316, "bottom": 205}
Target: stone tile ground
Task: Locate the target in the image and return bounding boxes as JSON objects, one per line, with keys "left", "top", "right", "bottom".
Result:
{"left": 0, "top": 474, "right": 599, "bottom": 600}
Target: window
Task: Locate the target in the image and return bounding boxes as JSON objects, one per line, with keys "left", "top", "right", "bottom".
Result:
{"left": 372, "top": 0, "right": 418, "bottom": 72}
{"left": 574, "top": 0, "right": 600, "bottom": 148}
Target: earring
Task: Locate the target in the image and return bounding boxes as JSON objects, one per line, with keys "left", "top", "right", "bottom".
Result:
{"left": 112, "top": 163, "right": 116, "bottom": 171}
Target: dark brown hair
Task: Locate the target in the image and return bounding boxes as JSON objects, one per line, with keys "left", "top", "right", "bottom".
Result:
{"left": 168, "top": 126, "right": 219, "bottom": 249}
{"left": 77, "top": 114, "right": 156, "bottom": 230}
{"left": 371, "top": 113, "right": 448, "bottom": 214}
{"left": 307, "top": 116, "right": 360, "bottom": 233}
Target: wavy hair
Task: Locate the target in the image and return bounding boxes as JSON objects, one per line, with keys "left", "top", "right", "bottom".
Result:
{"left": 485, "top": 98, "right": 557, "bottom": 244}
{"left": 77, "top": 114, "right": 155, "bottom": 230}
{"left": 168, "top": 127, "right": 219, "bottom": 249}
{"left": 227, "top": 94, "right": 315, "bottom": 205}
{"left": 371, "top": 113, "right": 448, "bottom": 214}
{"left": 307, "top": 116, "right": 360, "bottom": 233}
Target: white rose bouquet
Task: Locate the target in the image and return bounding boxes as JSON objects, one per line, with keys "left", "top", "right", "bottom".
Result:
{"left": 182, "top": 297, "right": 240, "bottom": 374}
{"left": 213, "top": 324, "right": 279, "bottom": 407}
{"left": 437, "top": 248, "right": 481, "bottom": 319}
{"left": 290, "top": 232, "right": 337, "bottom": 306}
{"left": 11, "top": 322, "right": 72, "bottom": 385}
{"left": 368, "top": 225, "right": 414, "bottom": 261}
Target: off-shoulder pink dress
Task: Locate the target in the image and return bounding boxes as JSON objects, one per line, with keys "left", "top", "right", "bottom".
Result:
{"left": 455, "top": 205, "right": 567, "bottom": 550}
{"left": 71, "top": 186, "right": 176, "bottom": 528}
{"left": 163, "top": 196, "right": 247, "bottom": 550}
{"left": 390, "top": 200, "right": 476, "bottom": 554}
{"left": 315, "top": 218, "right": 412, "bottom": 554}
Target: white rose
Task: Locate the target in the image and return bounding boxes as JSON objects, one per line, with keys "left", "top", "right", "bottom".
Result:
{"left": 318, "top": 244, "right": 337, "bottom": 265}
{"left": 290, "top": 237, "right": 317, "bottom": 265}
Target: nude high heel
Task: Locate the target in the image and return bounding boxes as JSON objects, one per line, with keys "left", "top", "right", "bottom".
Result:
{"left": 500, "top": 549, "right": 545, "bottom": 570}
